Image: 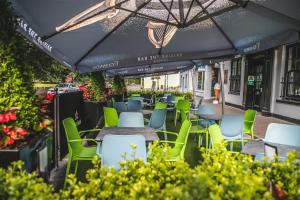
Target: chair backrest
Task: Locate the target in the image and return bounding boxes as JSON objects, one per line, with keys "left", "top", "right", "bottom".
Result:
{"left": 62, "top": 117, "right": 83, "bottom": 156}
{"left": 163, "top": 93, "right": 171, "bottom": 98}
{"left": 155, "top": 102, "right": 167, "bottom": 109}
{"left": 129, "top": 96, "right": 143, "bottom": 101}
{"left": 148, "top": 109, "right": 167, "bottom": 129}
{"left": 114, "top": 102, "right": 127, "bottom": 113}
{"left": 172, "top": 120, "right": 192, "bottom": 160}
{"left": 244, "top": 109, "right": 257, "bottom": 127}
{"left": 264, "top": 123, "right": 300, "bottom": 147}
{"left": 127, "top": 100, "right": 142, "bottom": 111}
{"left": 131, "top": 93, "right": 141, "bottom": 97}
{"left": 101, "top": 134, "right": 147, "bottom": 170}
{"left": 197, "top": 105, "right": 215, "bottom": 115}
{"left": 166, "top": 95, "right": 176, "bottom": 103}
{"left": 220, "top": 115, "right": 244, "bottom": 138}
{"left": 103, "top": 107, "right": 119, "bottom": 127}
{"left": 208, "top": 124, "right": 224, "bottom": 149}
{"left": 180, "top": 109, "right": 188, "bottom": 123}
{"left": 118, "top": 112, "right": 144, "bottom": 127}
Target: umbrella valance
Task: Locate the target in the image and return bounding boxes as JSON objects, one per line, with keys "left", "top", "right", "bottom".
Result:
{"left": 106, "top": 60, "right": 194, "bottom": 76}
{"left": 11, "top": 0, "right": 300, "bottom": 73}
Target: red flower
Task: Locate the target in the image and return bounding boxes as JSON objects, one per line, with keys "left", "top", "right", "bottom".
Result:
{"left": 46, "top": 93, "right": 55, "bottom": 101}
{"left": 5, "top": 112, "right": 17, "bottom": 122}
{"left": 0, "top": 114, "right": 8, "bottom": 123}
{"left": 17, "top": 128, "right": 28, "bottom": 136}
{"left": 10, "top": 129, "right": 17, "bottom": 139}
{"left": 275, "top": 185, "right": 285, "bottom": 200}
{"left": 40, "top": 122, "right": 47, "bottom": 129}
{"left": 2, "top": 126, "right": 10, "bottom": 134}
{"left": 7, "top": 138, "right": 14, "bottom": 145}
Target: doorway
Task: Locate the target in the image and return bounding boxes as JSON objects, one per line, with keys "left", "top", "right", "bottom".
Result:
{"left": 245, "top": 51, "right": 273, "bottom": 114}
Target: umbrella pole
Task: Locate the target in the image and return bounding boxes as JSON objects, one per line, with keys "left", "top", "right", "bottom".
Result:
{"left": 191, "top": 66, "right": 196, "bottom": 107}
{"left": 220, "top": 62, "right": 225, "bottom": 115}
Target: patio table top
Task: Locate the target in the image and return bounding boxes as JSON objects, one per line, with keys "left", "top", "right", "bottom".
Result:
{"left": 95, "top": 127, "right": 159, "bottom": 142}
{"left": 241, "top": 140, "right": 300, "bottom": 158}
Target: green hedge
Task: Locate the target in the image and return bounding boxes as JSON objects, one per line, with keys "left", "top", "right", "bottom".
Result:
{"left": 1, "top": 143, "right": 299, "bottom": 199}
{"left": 127, "top": 90, "right": 193, "bottom": 99}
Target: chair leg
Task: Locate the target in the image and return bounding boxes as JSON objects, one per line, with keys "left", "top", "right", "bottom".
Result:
{"left": 63, "top": 158, "right": 72, "bottom": 189}
{"left": 174, "top": 111, "right": 178, "bottom": 126}
{"left": 230, "top": 142, "right": 233, "bottom": 151}
{"left": 164, "top": 132, "right": 168, "bottom": 141}
{"left": 74, "top": 160, "right": 79, "bottom": 177}
{"left": 205, "top": 131, "right": 208, "bottom": 150}
{"left": 198, "top": 134, "right": 202, "bottom": 148}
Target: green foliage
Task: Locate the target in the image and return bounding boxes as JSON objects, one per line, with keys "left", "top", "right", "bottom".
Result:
{"left": 0, "top": 0, "right": 39, "bottom": 129}
{"left": 1, "top": 144, "right": 300, "bottom": 199}
{"left": 89, "top": 71, "right": 106, "bottom": 101}
{"left": 112, "top": 75, "right": 126, "bottom": 95}
{"left": 0, "top": 161, "right": 58, "bottom": 200}
{"left": 127, "top": 90, "right": 193, "bottom": 99}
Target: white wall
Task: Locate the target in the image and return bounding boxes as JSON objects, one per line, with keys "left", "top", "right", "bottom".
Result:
{"left": 222, "top": 57, "right": 245, "bottom": 106}
{"left": 179, "top": 70, "right": 193, "bottom": 92}
{"left": 270, "top": 45, "right": 300, "bottom": 120}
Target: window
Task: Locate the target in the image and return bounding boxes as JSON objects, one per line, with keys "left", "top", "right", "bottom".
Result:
{"left": 197, "top": 71, "right": 205, "bottom": 91}
{"left": 282, "top": 43, "right": 300, "bottom": 101}
{"left": 229, "top": 58, "right": 242, "bottom": 94}
{"left": 185, "top": 74, "right": 188, "bottom": 88}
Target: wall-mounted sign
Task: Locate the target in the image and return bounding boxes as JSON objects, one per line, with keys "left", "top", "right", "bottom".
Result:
{"left": 248, "top": 75, "right": 255, "bottom": 86}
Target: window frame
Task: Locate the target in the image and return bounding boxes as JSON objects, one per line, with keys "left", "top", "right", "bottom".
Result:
{"left": 229, "top": 58, "right": 242, "bottom": 95}
{"left": 282, "top": 43, "right": 300, "bottom": 101}
{"left": 197, "top": 70, "right": 205, "bottom": 91}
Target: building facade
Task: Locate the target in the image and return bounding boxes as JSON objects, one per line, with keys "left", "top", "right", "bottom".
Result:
{"left": 186, "top": 43, "right": 300, "bottom": 123}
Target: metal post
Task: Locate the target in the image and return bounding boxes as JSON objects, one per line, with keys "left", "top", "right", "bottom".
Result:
{"left": 54, "top": 88, "right": 60, "bottom": 168}
{"left": 220, "top": 62, "right": 225, "bottom": 115}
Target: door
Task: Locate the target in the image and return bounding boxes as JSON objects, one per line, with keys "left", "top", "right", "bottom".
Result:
{"left": 245, "top": 51, "right": 273, "bottom": 114}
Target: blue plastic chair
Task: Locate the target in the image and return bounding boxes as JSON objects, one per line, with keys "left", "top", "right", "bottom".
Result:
{"left": 196, "top": 105, "right": 216, "bottom": 127}
{"left": 118, "top": 112, "right": 144, "bottom": 127}
{"left": 148, "top": 109, "right": 167, "bottom": 139}
{"left": 127, "top": 100, "right": 142, "bottom": 111}
{"left": 114, "top": 102, "right": 127, "bottom": 113}
{"left": 100, "top": 134, "right": 147, "bottom": 170}
{"left": 220, "top": 114, "right": 244, "bottom": 151}
{"left": 264, "top": 123, "right": 300, "bottom": 147}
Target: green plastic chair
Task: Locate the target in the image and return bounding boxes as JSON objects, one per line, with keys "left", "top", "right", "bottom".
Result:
{"left": 243, "top": 109, "right": 257, "bottom": 139}
{"left": 131, "top": 93, "right": 140, "bottom": 97}
{"left": 208, "top": 124, "right": 224, "bottom": 149}
{"left": 174, "top": 99, "right": 190, "bottom": 126}
{"left": 159, "top": 120, "right": 192, "bottom": 161}
{"left": 103, "top": 107, "right": 119, "bottom": 127}
{"left": 155, "top": 102, "right": 167, "bottom": 109}
{"left": 62, "top": 117, "right": 101, "bottom": 189}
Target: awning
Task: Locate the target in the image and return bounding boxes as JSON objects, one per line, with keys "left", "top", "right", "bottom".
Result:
{"left": 11, "top": 0, "right": 300, "bottom": 74}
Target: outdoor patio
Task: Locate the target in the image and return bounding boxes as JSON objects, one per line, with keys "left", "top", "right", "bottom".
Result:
{"left": 1, "top": 0, "right": 300, "bottom": 199}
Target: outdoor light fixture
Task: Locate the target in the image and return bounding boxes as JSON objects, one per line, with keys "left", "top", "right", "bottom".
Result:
{"left": 55, "top": 0, "right": 119, "bottom": 32}
{"left": 55, "top": 0, "right": 235, "bottom": 48}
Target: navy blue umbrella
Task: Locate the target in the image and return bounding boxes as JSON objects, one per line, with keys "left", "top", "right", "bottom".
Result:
{"left": 11, "top": 0, "right": 300, "bottom": 74}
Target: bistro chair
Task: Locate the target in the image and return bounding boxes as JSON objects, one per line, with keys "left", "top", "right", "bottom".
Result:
{"left": 118, "top": 112, "right": 144, "bottom": 128}
{"left": 254, "top": 123, "right": 300, "bottom": 161}
{"left": 101, "top": 134, "right": 147, "bottom": 170}
{"left": 103, "top": 107, "right": 119, "bottom": 128}
{"left": 264, "top": 123, "right": 300, "bottom": 147}
{"left": 127, "top": 99, "right": 142, "bottom": 111}
{"left": 131, "top": 93, "right": 141, "bottom": 97}
{"left": 174, "top": 99, "right": 190, "bottom": 126}
{"left": 154, "top": 102, "right": 167, "bottom": 109}
{"left": 243, "top": 109, "right": 257, "bottom": 139}
{"left": 147, "top": 109, "right": 167, "bottom": 138}
{"left": 62, "top": 117, "right": 101, "bottom": 189}
{"left": 113, "top": 102, "right": 127, "bottom": 113}
{"left": 158, "top": 120, "right": 192, "bottom": 161}
{"left": 220, "top": 114, "right": 244, "bottom": 151}
{"left": 208, "top": 124, "right": 226, "bottom": 150}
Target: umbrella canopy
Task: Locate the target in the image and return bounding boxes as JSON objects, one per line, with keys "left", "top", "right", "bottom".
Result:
{"left": 11, "top": 0, "right": 300, "bottom": 74}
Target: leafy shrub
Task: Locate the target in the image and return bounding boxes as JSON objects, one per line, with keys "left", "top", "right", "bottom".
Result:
{"left": 0, "top": 161, "right": 58, "bottom": 200}
{"left": 127, "top": 90, "right": 193, "bottom": 99}
{"left": 1, "top": 143, "right": 299, "bottom": 199}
